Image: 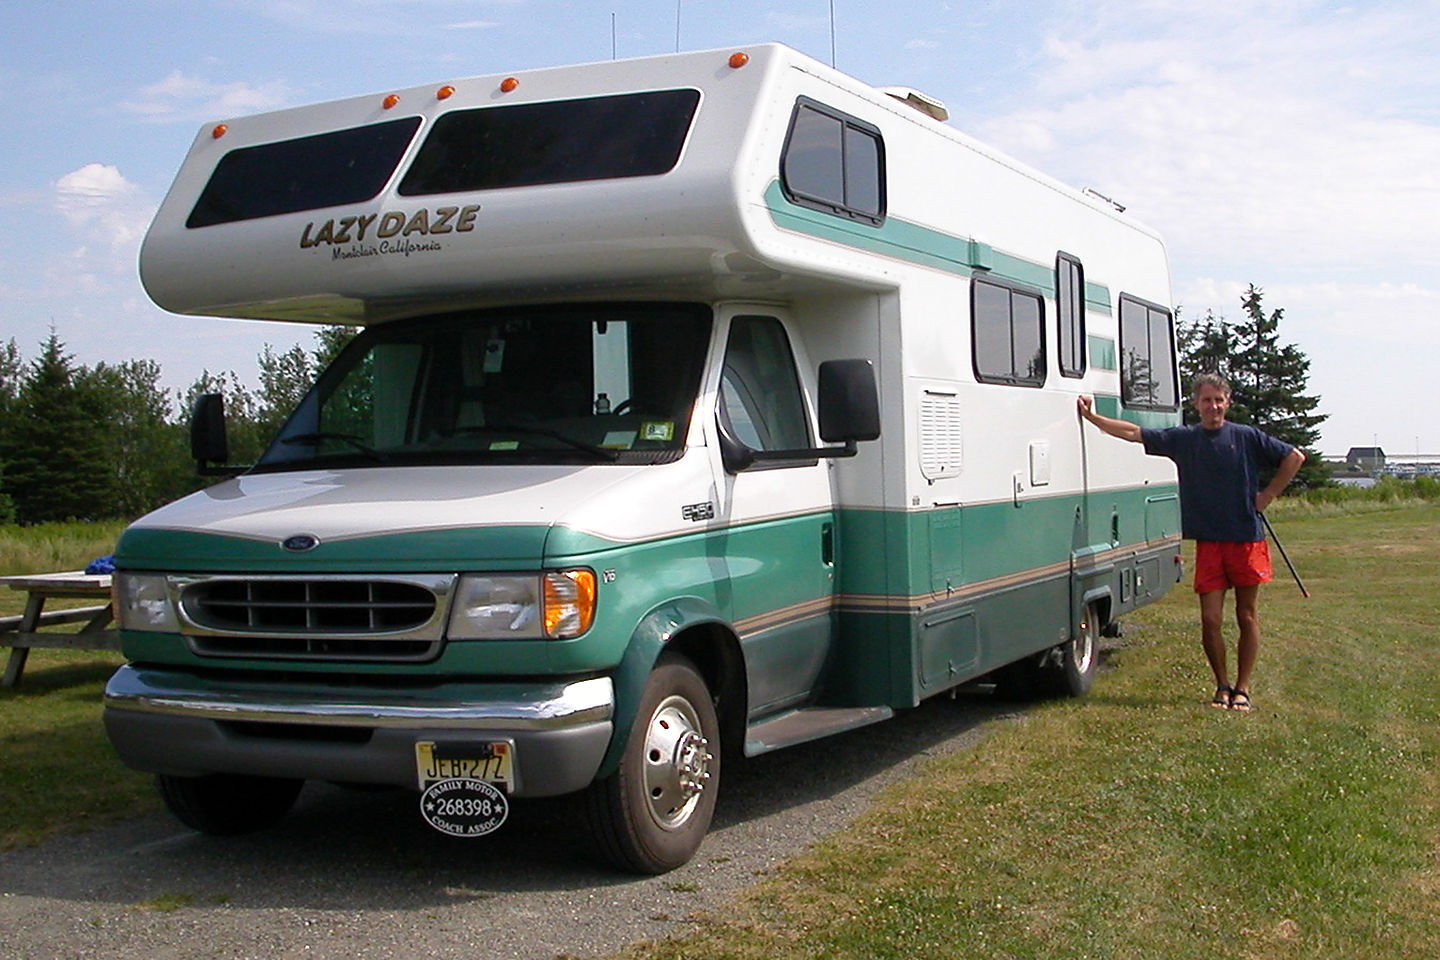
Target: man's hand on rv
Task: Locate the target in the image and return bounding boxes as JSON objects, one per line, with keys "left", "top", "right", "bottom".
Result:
{"left": 1076, "top": 395, "right": 1143, "bottom": 443}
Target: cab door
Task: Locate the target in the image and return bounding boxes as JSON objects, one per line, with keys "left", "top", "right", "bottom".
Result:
{"left": 708, "top": 309, "right": 836, "bottom": 717}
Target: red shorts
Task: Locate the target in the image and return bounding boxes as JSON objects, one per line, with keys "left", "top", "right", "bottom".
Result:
{"left": 1194, "top": 540, "right": 1272, "bottom": 594}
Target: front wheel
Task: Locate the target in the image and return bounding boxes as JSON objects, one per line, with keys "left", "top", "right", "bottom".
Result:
{"left": 583, "top": 651, "right": 719, "bottom": 873}
{"left": 157, "top": 773, "right": 303, "bottom": 836}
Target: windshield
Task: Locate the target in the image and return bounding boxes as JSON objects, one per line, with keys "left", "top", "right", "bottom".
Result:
{"left": 256, "top": 303, "right": 712, "bottom": 471}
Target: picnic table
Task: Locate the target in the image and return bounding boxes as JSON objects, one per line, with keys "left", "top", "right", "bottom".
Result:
{"left": 1, "top": 571, "right": 119, "bottom": 688}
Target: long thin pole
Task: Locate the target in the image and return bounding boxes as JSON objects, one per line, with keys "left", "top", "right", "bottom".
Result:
{"left": 829, "top": 0, "right": 837, "bottom": 67}
{"left": 1261, "top": 513, "right": 1310, "bottom": 598}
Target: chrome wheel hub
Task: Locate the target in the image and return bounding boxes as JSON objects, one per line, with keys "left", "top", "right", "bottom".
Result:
{"left": 642, "top": 695, "right": 713, "bottom": 829}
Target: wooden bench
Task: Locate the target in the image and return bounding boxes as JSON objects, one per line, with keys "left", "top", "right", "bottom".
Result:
{"left": 1, "top": 572, "right": 119, "bottom": 688}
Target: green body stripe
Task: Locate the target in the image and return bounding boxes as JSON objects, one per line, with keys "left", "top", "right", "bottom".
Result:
{"left": 1089, "top": 335, "right": 1117, "bottom": 370}
{"left": 764, "top": 183, "right": 1116, "bottom": 314}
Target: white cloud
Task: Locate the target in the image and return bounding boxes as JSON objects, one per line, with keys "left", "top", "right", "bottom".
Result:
{"left": 50, "top": 164, "right": 154, "bottom": 292}
{"left": 968, "top": 1, "right": 1440, "bottom": 454}
{"left": 54, "top": 164, "right": 148, "bottom": 250}
{"left": 122, "top": 71, "right": 292, "bottom": 122}
{"left": 445, "top": 20, "right": 499, "bottom": 30}
{"left": 974, "top": 1, "right": 1440, "bottom": 277}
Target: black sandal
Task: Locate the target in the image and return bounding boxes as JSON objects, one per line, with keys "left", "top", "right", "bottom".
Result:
{"left": 1210, "top": 685, "right": 1232, "bottom": 708}
{"left": 1229, "top": 689, "right": 1252, "bottom": 712}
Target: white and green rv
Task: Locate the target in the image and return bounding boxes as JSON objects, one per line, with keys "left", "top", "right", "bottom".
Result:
{"left": 105, "top": 44, "right": 1183, "bottom": 872}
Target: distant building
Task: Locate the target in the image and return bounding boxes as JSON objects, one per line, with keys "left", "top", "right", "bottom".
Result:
{"left": 1345, "top": 447, "right": 1386, "bottom": 473}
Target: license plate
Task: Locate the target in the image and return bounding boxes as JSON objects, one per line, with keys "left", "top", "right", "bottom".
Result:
{"left": 415, "top": 741, "right": 514, "bottom": 792}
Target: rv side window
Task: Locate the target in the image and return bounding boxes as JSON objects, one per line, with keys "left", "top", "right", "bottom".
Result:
{"left": 780, "top": 99, "right": 885, "bottom": 224}
{"left": 187, "top": 117, "right": 423, "bottom": 229}
{"left": 719, "top": 316, "right": 812, "bottom": 452}
{"left": 1118, "top": 295, "right": 1179, "bottom": 409}
{"left": 972, "top": 278, "right": 1046, "bottom": 387}
{"left": 398, "top": 90, "right": 700, "bottom": 195}
{"left": 1056, "top": 253, "right": 1086, "bottom": 378}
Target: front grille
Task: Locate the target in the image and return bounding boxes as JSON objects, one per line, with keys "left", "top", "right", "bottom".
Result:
{"left": 185, "top": 579, "right": 437, "bottom": 633}
{"left": 177, "top": 575, "right": 452, "bottom": 663}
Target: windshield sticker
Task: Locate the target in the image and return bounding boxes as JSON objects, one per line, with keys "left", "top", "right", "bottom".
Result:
{"left": 641, "top": 421, "right": 675, "bottom": 442}
{"left": 601, "top": 431, "right": 636, "bottom": 449}
{"left": 488, "top": 441, "right": 520, "bottom": 451}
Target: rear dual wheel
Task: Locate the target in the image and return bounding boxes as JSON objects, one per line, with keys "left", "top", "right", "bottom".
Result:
{"left": 1051, "top": 605, "right": 1100, "bottom": 697}
{"left": 994, "top": 604, "right": 1101, "bottom": 700}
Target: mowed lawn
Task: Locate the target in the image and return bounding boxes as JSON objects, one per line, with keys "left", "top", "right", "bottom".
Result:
{"left": 3, "top": 507, "right": 1440, "bottom": 960}
{"left": 619, "top": 503, "right": 1440, "bottom": 960}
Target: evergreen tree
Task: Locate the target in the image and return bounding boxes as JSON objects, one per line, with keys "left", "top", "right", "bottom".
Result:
{"left": 1176, "top": 286, "right": 1328, "bottom": 488}
{"left": 0, "top": 338, "right": 23, "bottom": 522}
{"left": 2, "top": 333, "right": 113, "bottom": 522}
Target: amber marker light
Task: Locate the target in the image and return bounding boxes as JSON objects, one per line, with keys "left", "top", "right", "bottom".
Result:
{"left": 436, "top": 85, "right": 456, "bottom": 100}
{"left": 500, "top": 77, "right": 519, "bottom": 93}
{"left": 211, "top": 124, "right": 228, "bottom": 139}
{"left": 383, "top": 94, "right": 400, "bottom": 109}
{"left": 728, "top": 51, "right": 750, "bottom": 68}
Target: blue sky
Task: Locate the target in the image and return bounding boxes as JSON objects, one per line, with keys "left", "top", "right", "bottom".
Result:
{"left": 1, "top": 0, "right": 1436, "bottom": 455}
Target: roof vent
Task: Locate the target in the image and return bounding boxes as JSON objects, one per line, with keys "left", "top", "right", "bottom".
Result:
{"left": 879, "top": 86, "right": 949, "bottom": 122}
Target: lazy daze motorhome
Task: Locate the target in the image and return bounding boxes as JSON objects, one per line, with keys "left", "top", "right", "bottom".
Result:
{"left": 105, "top": 45, "right": 1183, "bottom": 872}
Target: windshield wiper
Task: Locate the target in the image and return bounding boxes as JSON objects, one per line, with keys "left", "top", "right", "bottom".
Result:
{"left": 457, "top": 424, "right": 619, "bottom": 461}
{"left": 280, "top": 432, "right": 388, "bottom": 462}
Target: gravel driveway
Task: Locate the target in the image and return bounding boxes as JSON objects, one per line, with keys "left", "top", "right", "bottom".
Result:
{"left": 0, "top": 690, "right": 1015, "bottom": 960}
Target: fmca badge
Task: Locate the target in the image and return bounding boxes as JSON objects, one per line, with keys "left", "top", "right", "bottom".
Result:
{"left": 419, "top": 779, "right": 509, "bottom": 837}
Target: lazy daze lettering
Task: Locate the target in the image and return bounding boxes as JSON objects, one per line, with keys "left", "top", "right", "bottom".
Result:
{"left": 300, "top": 205, "right": 480, "bottom": 259}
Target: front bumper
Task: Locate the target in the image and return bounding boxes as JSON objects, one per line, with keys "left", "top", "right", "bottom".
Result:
{"left": 103, "top": 665, "right": 614, "bottom": 797}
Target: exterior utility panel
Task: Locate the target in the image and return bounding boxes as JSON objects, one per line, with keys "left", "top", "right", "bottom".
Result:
{"left": 110, "top": 44, "right": 1182, "bottom": 872}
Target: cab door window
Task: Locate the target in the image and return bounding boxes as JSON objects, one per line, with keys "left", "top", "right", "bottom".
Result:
{"left": 719, "top": 316, "right": 811, "bottom": 452}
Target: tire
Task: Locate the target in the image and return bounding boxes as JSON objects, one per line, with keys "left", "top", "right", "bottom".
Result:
{"left": 583, "top": 652, "right": 719, "bottom": 874}
{"left": 993, "top": 604, "right": 1101, "bottom": 701}
{"left": 1049, "top": 604, "right": 1101, "bottom": 698}
{"left": 157, "top": 773, "right": 304, "bottom": 836}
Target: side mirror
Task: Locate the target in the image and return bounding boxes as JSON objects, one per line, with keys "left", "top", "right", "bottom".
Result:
{"left": 718, "top": 358, "right": 881, "bottom": 473}
{"left": 190, "top": 393, "right": 233, "bottom": 475}
{"left": 818, "top": 359, "right": 880, "bottom": 444}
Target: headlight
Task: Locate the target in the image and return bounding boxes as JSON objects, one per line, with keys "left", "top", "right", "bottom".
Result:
{"left": 448, "top": 570, "right": 596, "bottom": 640}
{"left": 113, "top": 573, "right": 180, "bottom": 632}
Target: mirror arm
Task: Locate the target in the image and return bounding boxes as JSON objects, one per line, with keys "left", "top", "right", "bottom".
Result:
{"left": 747, "top": 441, "right": 858, "bottom": 463}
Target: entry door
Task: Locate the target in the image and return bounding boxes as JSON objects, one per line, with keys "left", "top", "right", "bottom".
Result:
{"left": 712, "top": 312, "right": 836, "bottom": 717}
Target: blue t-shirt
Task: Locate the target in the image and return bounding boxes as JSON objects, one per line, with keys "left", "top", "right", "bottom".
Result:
{"left": 1140, "top": 421, "right": 1295, "bottom": 543}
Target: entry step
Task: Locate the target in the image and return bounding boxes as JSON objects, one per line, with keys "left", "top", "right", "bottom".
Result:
{"left": 744, "top": 705, "right": 893, "bottom": 757}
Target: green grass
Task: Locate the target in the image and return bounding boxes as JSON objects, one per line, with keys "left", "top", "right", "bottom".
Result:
{"left": 5, "top": 503, "right": 1440, "bottom": 960}
{"left": 621, "top": 504, "right": 1440, "bottom": 960}
{"left": 0, "top": 520, "right": 125, "bottom": 619}
{"left": 1, "top": 521, "right": 152, "bottom": 847}
{"left": 0, "top": 649, "right": 155, "bottom": 849}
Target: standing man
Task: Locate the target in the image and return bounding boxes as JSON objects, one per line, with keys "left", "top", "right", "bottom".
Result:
{"left": 1077, "top": 374, "right": 1305, "bottom": 712}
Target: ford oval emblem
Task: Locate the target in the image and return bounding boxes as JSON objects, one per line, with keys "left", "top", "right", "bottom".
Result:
{"left": 282, "top": 534, "right": 321, "bottom": 552}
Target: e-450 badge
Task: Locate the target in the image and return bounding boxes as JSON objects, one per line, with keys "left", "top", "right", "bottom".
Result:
{"left": 682, "top": 501, "right": 715, "bottom": 522}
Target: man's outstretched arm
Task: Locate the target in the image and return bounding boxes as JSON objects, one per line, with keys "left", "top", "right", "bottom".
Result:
{"left": 1077, "top": 395, "right": 1143, "bottom": 443}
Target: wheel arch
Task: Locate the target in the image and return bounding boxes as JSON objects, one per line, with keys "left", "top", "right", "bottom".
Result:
{"left": 596, "top": 598, "right": 746, "bottom": 780}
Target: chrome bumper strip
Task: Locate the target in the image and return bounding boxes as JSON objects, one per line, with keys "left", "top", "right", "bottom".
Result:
{"left": 104, "top": 665, "right": 613, "bottom": 731}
